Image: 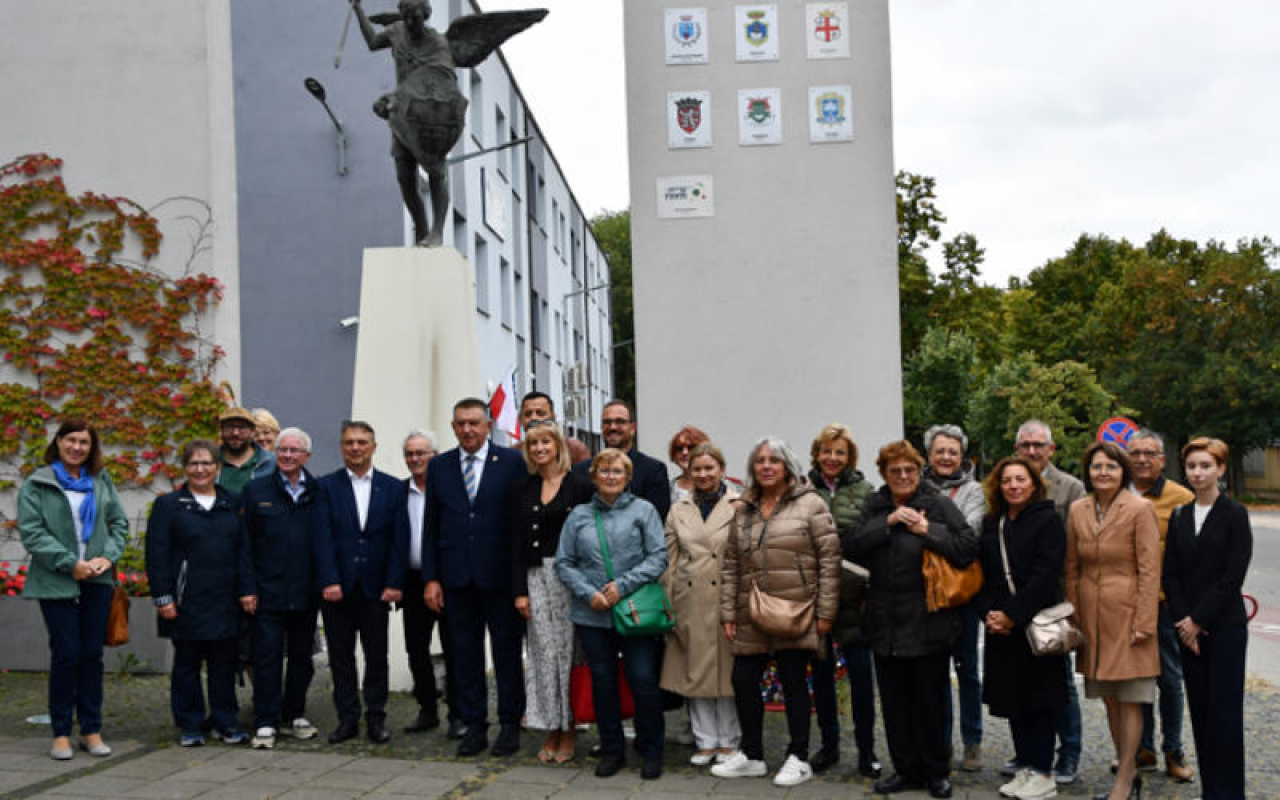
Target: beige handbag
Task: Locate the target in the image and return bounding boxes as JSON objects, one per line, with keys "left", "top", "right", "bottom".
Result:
{"left": 997, "top": 516, "right": 1084, "bottom": 656}
{"left": 745, "top": 519, "right": 815, "bottom": 639}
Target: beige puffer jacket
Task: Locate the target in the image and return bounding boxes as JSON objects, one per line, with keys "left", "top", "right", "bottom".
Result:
{"left": 719, "top": 480, "right": 839, "bottom": 656}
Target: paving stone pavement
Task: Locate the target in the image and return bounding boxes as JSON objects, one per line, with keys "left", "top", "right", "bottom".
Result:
{"left": 0, "top": 670, "right": 1277, "bottom": 798}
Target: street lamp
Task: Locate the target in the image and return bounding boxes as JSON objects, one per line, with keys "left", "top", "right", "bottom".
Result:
{"left": 304, "top": 77, "right": 348, "bottom": 176}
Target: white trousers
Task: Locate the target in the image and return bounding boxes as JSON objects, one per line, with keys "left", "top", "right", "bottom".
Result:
{"left": 688, "top": 696, "right": 741, "bottom": 750}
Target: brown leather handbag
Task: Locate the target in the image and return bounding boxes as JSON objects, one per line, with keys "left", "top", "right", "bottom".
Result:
{"left": 105, "top": 584, "right": 130, "bottom": 647}
{"left": 922, "top": 549, "right": 982, "bottom": 613}
{"left": 746, "top": 520, "right": 815, "bottom": 639}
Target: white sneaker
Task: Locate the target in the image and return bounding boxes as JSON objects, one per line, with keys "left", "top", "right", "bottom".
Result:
{"left": 251, "top": 727, "right": 276, "bottom": 749}
{"left": 1016, "top": 771, "right": 1058, "bottom": 799}
{"left": 690, "top": 750, "right": 716, "bottom": 766}
{"left": 710, "top": 751, "right": 768, "bottom": 778}
{"left": 284, "top": 717, "right": 317, "bottom": 740}
{"left": 1000, "top": 768, "right": 1031, "bottom": 797}
{"left": 772, "top": 754, "right": 813, "bottom": 787}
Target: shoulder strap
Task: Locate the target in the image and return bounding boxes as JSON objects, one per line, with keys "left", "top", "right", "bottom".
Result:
{"left": 592, "top": 509, "right": 615, "bottom": 581}
{"left": 998, "top": 515, "right": 1016, "bottom": 595}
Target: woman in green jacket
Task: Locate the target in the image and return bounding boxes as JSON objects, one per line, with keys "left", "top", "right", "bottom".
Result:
{"left": 18, "top": 420, "right": 129, "bottom": 761}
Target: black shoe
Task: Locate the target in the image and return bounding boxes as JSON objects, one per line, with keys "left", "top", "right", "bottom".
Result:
{"left": 328, "top": 721, "right": 359, "bottom": 744}
{"left": 641, "top": 758, "right": 662, "bottom": 780}
{"left": 367, "top": 722, "right": 390, "bottom": 744}
{"left": 810, "top": 746, "right": 840, "bottom": 774}
{"left": 858, "top": 750, "right": 883, "bottom": 778}
{"left": 874, "top": 774, "right": 924, "bottom": 794}
{"left": 456, "top": 727, "right": 488, "bottom": 757}
{"left": 490, "top": 724, "right": 520, "bottom": 756}
{"left": 595, "top": 752, "right": 625, "bottom": 777}
{"left": 928, "top": 777, "right": 953, "bottom": 798}
{"left": 588, "top": 742, "right": 604, "bottom": 758}
{"left": 403, "top": 710, "right": 440, "bottom": 733}
{"left": 446, "top": 718, "right": 467, "bottom": 740}
{"left": 1094, "top": 775, "right": 1142, "bottom": 800}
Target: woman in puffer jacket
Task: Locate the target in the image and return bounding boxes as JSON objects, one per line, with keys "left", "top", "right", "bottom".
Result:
{"left": 712, "top": 436, "right": 839, "bottom": 789}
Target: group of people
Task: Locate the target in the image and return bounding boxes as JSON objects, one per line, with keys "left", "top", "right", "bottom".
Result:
{"left": 16, "top": 399, "right": 1252, "bottom": 799}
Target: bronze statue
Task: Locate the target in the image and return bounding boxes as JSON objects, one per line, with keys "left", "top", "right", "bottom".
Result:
{"left": 351, "top": 0, "right": 547, "bottom": 247}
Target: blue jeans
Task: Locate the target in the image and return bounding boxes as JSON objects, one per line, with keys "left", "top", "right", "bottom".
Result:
{"left": 171, "top": 638, "right": 238, "bottom": 734}
{"left": 577, "top": 624, "right": 664, "bottom": 761}
{"left": 38, "top": 582, "right": 113, "bottom": 737}
{"left": 1052, "top": 656, "right": 1082, "bottom": 769}
{"left": 1140, "top": 604, "right": 1185, "bottom": 754}
{"left": 252, "top": 605, "right": 318, "bottom": 729}
{"left": 815, "top": 638, "right": 878, "bottom": 756}
{"left": 943, "top": 603, "right": 983, "bottom": 747}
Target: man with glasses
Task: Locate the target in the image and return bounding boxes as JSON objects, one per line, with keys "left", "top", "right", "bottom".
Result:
{"left": 1012, "top": 419, "right": 1083, "bottom": 785}
{"left": 217, "top": 407, "right": 276, "bottom": 496}
{"left": 572, "top": 399, "right": 671, "bottom": 520}
{"left": 399, "top": 430, "right": 462, "bottom": 738}
{"left": 1127, "top": 430, "right": 1195, "bottom": 783}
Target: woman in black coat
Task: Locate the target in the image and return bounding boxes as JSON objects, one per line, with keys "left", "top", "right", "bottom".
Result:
{"left": 846, "top": 440, "right": 978, "bottom": 799}
{"left": 1164, "top": 438, "right": 1252, "bottom": 800}
{"left": 145, "top": 440, "right": 252, "bottom": 746}
{"left": 978, "top": 457, "right": 1069, "bottom": 800}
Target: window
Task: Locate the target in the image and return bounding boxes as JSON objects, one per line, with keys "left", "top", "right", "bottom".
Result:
{"left": 526, "top": 163, "right": 538, "bottom": 220}
{"left": 553, "top": 311, "right": 562, "bottom": 361}
{"left": 514, "top": 272, "right": 525, "bottom": 331}
{"left": 499, "top": 258, "right": 512, "bottom": 328}
{"left": 530, "top": 291, "right": 541, "bottom": 351}
{"left": 469, "top": 72, "right": 485, "bottom": 146}
{"left": 474, "top": 234, "right": 489, "bottom": 314}
{"left": 495, "top": 107, "right": 509, "bottom": 176}
{"left": 551, "top": 199, "right": 561, "bottom": 252}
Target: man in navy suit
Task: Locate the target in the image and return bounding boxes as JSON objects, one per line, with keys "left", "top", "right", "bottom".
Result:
{"left": 317, "top": 421, "right": 409, "bottom": 745}
{"left": 423, "top": 397, "right": 527, "bottom": 757}
{"left": 572, "top": 399, "right": 670, "bottom": 519}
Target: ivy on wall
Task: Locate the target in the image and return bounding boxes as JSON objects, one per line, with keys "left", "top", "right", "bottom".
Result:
{"left": 0, "top": 154, "right": 230, "bottom": 529}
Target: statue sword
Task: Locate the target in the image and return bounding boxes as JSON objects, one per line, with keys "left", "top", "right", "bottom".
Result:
{"left": 334, "top": 2, "right": 354, "bottom": 69}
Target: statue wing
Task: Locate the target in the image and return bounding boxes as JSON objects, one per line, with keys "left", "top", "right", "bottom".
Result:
{"left": 446, "top": 10, "right": 548, "bottom": 69}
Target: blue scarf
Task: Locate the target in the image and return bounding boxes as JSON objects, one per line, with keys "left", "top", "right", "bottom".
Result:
{"left": 51, "top": 461, "right": 96, "bottom": 544}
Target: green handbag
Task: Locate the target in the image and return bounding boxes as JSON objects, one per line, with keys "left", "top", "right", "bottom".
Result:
{"left": 593, "top": 509, "right": 675, "bottom": 637}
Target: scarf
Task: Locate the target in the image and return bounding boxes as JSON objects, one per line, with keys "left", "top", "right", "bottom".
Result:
{"left": 693, "top": 481, "right": 726, "bottom": 521}
{"left": 51, "top": 461, "right": 96, "bottom": 544}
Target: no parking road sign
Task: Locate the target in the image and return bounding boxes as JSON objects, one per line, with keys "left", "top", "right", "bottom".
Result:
{"left": 1097, "top": 416, "right": 1139, "bottom": 447}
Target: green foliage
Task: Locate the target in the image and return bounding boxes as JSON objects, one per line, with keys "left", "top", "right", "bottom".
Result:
{"left": 590, "top": 209, "right": 634, "bottom": 406}
{"left": 0, "top": 154, "right": 228, "bottom": 530}
{"left": 902, "top": 328, "right": 976, "bottom": 446}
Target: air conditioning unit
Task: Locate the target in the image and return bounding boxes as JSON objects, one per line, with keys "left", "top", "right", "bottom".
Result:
{"left": 563, "top": 395, "right": 585, "bottom": 421}
{"left": 565, "top": 363, "right": 588, "bottom": 393}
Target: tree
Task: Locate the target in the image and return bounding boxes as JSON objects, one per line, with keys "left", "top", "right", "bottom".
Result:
{"left": 896, "top": 171, "right": 945, "bottom": 357}
{"left": 590, "top": 209, "right": 633, "bottom": 406}
{"left": 902, "top": 328, "right": 977, "bottom": 445}
{"left": 0, "top": 154, "right": 227, "bottom": 530}
{"left": 1085, "top": 231, "right": 1280, "bottom": 486}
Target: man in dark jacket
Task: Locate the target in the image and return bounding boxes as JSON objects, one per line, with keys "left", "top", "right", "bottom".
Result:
{"left": 572, "top": 399, "right": 670, "bottom": 519}
{"left": 316, "top": 421, "right": 409, "bottom": 745}
{"left": 239, "top": 427, "right": 335, "bottom": 750}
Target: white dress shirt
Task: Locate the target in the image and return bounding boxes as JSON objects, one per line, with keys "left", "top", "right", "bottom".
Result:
{"left": 407, "top": 479, "right": 426, "bottom": 569}
{"left": 461, "top": 440, "right": 490, "bottom": 493}
{"left": 347, "top": 468, "right": 373, "bottom": 530}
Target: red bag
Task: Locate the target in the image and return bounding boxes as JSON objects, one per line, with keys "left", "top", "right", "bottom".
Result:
{"left": 570, "top": 662, "right": 635, "bottom": 723}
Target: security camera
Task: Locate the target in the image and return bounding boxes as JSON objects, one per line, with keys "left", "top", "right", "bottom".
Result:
{"left": 339, "top": 316, "right": 359, "bottom": 329}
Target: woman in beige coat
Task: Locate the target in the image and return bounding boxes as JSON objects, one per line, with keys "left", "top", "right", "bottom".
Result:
{"left": 1065, "top": 441, "right": 1160, "bottom": 800}
{"left": 661, "top": 443, "right": 740, "bottom": 766}
{"left": 712, "top": 436, "right": 839, "bottom": 789}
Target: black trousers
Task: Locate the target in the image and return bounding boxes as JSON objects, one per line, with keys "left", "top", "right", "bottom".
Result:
{"left": 444, "top": 584, "right": 525, "bottom": 727}
{"left": 1182, "top": 625, "right": 1247, "bottom": 800}
{"left": 171, "top": 638, "right": 238, "bottom": 734}
{"left": 733, "top": 649, "right": 812, "bottom": 761}
{"left": 252, "top": 605, "right": 318, "bottom": 729}
{"left": 402, "top": 571, "right": 458, "bottom": 722}
{"left": 1010, "top": 712, "right": 1056, "bottom": 775}
{"left": 320, "top": 594, "right": 390, "bottom": 726}
{"left": 876, "top": 651, "right": 952, "bottom": 782}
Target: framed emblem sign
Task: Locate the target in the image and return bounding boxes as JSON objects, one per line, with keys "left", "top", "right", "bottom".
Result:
{"left": 808, "top": 85, "right": 853, "bottom": 142}
{"left": 735, "top": 5, "right": 779, "bottom": 62}
{"left": 806, "top": 2, "right": 850, "bottom": 60}
{"left": 668, "top": 90, "right": 712, "bottom": 149}
{"left": 665, "top": 8, "right": 709, "bottom": 65}
{"left": 738, "top": 88, "right": 782, "bottom": 146}
{"left": 657, "top": 175, "right": 715, "bottom": 219}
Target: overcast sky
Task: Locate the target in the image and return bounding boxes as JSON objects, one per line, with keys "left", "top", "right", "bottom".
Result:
{"left": 480, "top": 0, "right": 1279, "bottom": 285}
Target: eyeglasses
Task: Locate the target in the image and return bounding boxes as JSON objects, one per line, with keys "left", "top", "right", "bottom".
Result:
{"left": 1128, "top": 449, "right": 1162, "bottom": 459}
{"left": 595, "top": 467, "right": 628, "bottom": 477}
{"left": 525, "top": 420, "right": 556, "bottom": 430}
{"left": 277, "top": 446, "right": 309, "bottom": 456}
{"left": 1016, "top": 441, "right": 1050, "bottom": 451}
{"left": 186, "top": 460, "right": 216, "bottom": 468}
{"left": 404, "top": 449, "right": 435, "bottom": 458}
{"left": 1089, "top": 462, "right": 1122, "bottom": 473}
{"left": 673, "top": 443, "right": 694, "bottom": 452}
{"left": 887, "top": 466, "right": 919, "bottom": 476}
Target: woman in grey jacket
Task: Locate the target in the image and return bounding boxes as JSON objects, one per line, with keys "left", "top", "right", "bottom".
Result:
{"left": 556, "top": 449, "right": 668, "bottom": 781}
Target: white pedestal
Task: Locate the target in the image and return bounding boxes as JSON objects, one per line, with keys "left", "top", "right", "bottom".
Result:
{"left": 350, "top": 246, "right": 482, "bottom": 692}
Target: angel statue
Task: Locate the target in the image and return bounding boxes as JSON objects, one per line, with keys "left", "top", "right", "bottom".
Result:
{"left": 351, "top": 0, "right": 547, "bottom": 247}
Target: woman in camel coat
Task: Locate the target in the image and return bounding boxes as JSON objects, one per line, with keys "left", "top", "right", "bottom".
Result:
{"left": 1065, "top": 441, "right": 1160, "bottom": 800}
{"left": 661, "top": 443, "right": 740, "bottom": 765}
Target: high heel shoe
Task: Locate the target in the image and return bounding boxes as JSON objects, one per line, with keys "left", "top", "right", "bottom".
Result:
{"left": 1092, "top": 774, "right": 1142, "bottom": 800}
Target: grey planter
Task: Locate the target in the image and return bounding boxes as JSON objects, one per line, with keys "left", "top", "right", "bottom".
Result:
{"left": 0, "top": 596, "right": 172, "bottom": 674}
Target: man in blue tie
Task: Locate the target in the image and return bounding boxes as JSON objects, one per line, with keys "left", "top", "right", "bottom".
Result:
{"left": 423, "top": 398, "right": 527, "bottom": 757}
{"left": 316, "top": 421, "right": 409, "bottom": 745}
